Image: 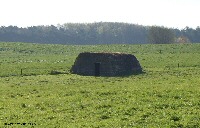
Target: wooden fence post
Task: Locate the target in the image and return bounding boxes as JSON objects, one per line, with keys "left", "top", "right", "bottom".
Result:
{"left": 21, "top": 69, "right": 23, "bottom": 76}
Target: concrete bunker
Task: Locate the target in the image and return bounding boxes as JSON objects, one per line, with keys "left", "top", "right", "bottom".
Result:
{"left": 70, "top": 52, "right": 142, "bottom": 76}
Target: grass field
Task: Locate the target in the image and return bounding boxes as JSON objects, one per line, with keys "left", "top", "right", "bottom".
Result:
{"left": 0, "top": 42, "right": 200, "bottom": 127}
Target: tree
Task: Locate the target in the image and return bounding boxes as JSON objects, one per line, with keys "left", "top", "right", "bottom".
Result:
{"left": 176, "top": 36, "right": 190, "bottom": 43}
{"left": 148, "top": 26, "right": 175, "bottom": 44}
{"left": 1, "top": 23, "right": 200, "bottom": 44}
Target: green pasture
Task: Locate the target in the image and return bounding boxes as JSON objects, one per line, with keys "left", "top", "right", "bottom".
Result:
{"left": 0, "top": 42, "right": 200, "bottom": 127}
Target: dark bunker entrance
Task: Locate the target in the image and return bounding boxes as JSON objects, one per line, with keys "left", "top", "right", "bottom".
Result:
{"left": 94, "top": 62, "right": 101, "bottom": 76}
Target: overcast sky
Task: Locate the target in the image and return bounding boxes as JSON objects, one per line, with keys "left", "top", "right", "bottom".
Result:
{"left": 0, "top": 0, "right": 199, "bottom": 29}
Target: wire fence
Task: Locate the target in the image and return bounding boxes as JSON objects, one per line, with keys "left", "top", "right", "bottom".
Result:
{"left": 0, "top": 67, "right": 70, "bottom": 77}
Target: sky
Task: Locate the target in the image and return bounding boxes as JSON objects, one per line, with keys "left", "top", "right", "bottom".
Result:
{"left": 0, "top": 0, "right": 199, "bottom": 29}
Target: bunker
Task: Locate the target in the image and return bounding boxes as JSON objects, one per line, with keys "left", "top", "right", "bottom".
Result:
{"left": 70, "top": 52, "right": 142, "bottom": 76}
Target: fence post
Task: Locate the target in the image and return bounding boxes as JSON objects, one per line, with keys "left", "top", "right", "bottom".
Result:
{"left": 21, "top": 69, "right": 23, "bottom": 76}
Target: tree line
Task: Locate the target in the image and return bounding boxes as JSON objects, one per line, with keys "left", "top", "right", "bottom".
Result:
{"left": 0, "top": 22, "right": 199, "bottom": 44}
